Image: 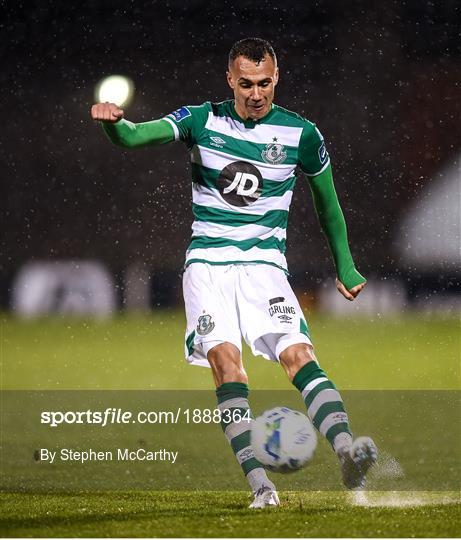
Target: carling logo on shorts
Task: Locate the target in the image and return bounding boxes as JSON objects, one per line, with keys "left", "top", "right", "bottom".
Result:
{"left": 197, "top": 314, "right": 215, "bottom": 335}
{"left": 168, "top": 106, "right": 191, "bottom": 123}
{"left": 268, "top": 297, "right": 295, "bottom": 322}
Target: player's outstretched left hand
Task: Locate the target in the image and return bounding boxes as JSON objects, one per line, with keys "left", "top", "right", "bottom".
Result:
{"left": 335, "top": 278, "right": 365, "bottom": 301}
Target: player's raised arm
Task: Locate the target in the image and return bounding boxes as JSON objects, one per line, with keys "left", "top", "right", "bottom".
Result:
{"left": 91, "top": 102, "right": 175, "bottom": 148}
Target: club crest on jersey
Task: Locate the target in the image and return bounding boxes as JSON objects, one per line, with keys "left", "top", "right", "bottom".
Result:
{"left": 261, "top": 139, "right": 287, "bottom": 164}
{"left": 197, "top": 314, "right": 215, "bottom": 335}
{"left": 168, "top": 106, "right": 191, "bottom": 123}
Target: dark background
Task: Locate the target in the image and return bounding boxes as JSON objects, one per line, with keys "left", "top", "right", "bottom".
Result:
{"left": 2, "top": 0, "right": 460, "bottom": 305}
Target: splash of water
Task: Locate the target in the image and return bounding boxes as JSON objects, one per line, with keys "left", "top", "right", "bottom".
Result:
{"left": 349, "top": 490, "right": 459, "bottom": 507}
{"left": 349, "top": 452, "right": 459, "bottom": 507}
{"left": 370, "top": 450, "right": 405, "bottom": 480}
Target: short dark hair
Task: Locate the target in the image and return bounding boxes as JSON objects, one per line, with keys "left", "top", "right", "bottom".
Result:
{"left": 228, "top": 38, "right": 276, "bottom": 66}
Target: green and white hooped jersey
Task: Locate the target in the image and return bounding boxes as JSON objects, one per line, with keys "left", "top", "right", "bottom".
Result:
{"left": 163, "top": 100, "right": 330, "bottom": 273}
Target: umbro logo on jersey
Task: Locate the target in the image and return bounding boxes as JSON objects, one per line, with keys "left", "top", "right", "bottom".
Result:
{"left": 210, "top": 136, "right": 226, "bottom": 148}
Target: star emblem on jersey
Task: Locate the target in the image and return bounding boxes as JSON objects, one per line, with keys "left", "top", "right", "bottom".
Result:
{"left": 196, "top": 314, "right": 215, "bottom": 335}
{"left": 261, "top": 141, "right": 287, "bottom": 164}
{"left": 216, "top": 161, "right": 263, "bottom": 207}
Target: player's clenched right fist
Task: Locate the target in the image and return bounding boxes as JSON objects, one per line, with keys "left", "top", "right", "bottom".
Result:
{"left": 91, "top": 102, "right": 124, "bottom": 122}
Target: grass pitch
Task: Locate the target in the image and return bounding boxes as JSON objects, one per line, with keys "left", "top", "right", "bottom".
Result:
{"left": 1, "top": 312, "right": 460, "bottom": 537}
{"left": 2, "top": 312, "right": 459, "bottom": 390}
{"left": 1, "top": 491, "right": 460, "bottom": 538}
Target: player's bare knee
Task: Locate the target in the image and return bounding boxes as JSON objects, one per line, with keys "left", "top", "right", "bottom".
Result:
{"left": 207, "top": 342, "right": 247, "bottom": 385}
{"left": 279, "top": 343, "right": 317, "bottom": 381}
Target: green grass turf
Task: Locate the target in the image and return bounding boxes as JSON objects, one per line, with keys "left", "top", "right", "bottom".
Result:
{"left": 1, "top": 491, "right": 460, "bottom": 538}
{"left": 1, "top": 312, "right": 460, "bottom": 537}
{"left": 2, "top": 312, "right": 460, "bottom": 389}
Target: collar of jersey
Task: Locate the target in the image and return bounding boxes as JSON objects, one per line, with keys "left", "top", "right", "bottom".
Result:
{"left": 229, "top": 101, "right": 275, "bottom": 128}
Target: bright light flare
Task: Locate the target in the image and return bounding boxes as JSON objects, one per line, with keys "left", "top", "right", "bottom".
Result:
{"left": 95, "top": 75, "right": 134, "bottom": 107}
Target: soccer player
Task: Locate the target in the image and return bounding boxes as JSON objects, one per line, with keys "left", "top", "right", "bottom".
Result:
{"left": 91, "top": 38, "right": 377, "bottom": 508}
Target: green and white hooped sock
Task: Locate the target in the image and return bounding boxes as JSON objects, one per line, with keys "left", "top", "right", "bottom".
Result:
{"left": 216, "top": 382, "right": 275, "bottom": 493}
{"left": 292, "top": 362, "right": 353, "bottom": 453}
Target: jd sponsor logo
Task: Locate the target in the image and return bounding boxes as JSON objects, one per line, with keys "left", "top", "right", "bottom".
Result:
{"left": 197, "top": 314, "right": 215, "bottom": 335}
{"left": 224, "top": 172, "right": 259, "bottom": 197}
{"left": 216, "top": 161, "right": 263, "bottom": 207}
{"left": 210, "top": 136, "right": 226, "bottom": 148}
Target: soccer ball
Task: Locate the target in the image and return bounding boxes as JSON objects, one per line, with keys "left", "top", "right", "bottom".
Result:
{"left": 251, "top": 406, "right": 317, "bottom": 473}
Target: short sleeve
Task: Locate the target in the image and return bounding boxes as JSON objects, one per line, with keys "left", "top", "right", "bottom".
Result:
{"left": 298, "top": 123, "right": 331, "bottom": 176}
{"left": 163, "top": 103, "right": 210, "bottom": 146}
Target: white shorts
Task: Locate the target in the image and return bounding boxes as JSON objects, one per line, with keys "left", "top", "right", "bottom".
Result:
{"left": 183, "top": 262, "right": 312, "bottom": 367}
